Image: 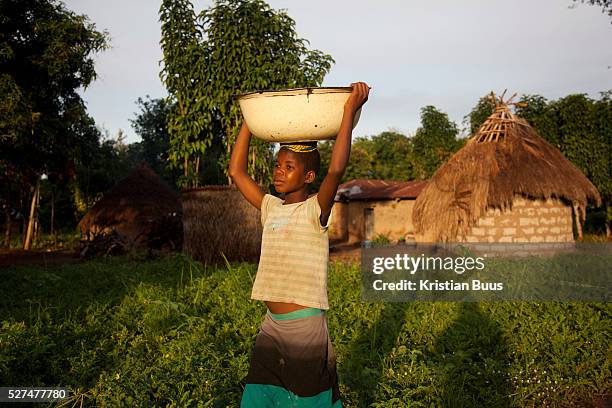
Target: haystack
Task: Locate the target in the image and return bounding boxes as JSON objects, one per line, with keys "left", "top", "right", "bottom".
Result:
{"left": 413, "top": 93, "right": 601, "bottom": 243}
{"left": 181, "top": 185, "right": 262, "bottom": 265}
{"left": 77, "top": 163, "right": 182, "bottom": 250}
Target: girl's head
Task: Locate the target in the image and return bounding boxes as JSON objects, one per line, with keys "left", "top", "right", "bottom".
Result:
{"left": 273, "top": 143, "right": 320, "bottom": 193}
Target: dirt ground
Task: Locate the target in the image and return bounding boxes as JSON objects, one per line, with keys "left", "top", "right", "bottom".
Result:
{"left": 329, "top": 242, "right": 361, "bottom": 264}
{"left": 0, "top": 248, "right": 82, "bottom": 269}
{"left": 0, "top": 243, "right": 360, "bottom": 270}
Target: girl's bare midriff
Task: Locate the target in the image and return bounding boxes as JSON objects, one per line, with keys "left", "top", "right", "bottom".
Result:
{"left": 265, "top": 301, "right": 308, "bottom": 314}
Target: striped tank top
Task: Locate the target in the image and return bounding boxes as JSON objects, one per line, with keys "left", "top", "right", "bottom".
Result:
{"left": 251, "top": 193, "right": 331, "bottom": 309}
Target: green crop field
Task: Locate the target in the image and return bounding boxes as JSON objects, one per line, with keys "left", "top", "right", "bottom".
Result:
{"left": 0, "top": 253, "right": 609, "bottom": 407}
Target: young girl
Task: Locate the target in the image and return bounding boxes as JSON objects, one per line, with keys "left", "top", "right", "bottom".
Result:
{"left": 228, "top": 82, "right": 369, "bottom": 407}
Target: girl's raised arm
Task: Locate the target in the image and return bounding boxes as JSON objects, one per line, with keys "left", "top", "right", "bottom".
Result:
{"left": 317, "top": 82, "right": 369, "bottom": 225}
{"left": 228, "top": 122, "right": 265, "bottom": 210}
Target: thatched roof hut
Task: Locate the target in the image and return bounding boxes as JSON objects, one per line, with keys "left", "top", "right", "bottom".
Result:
{"left": 181, "top": 185, "right": 262, "bottom": 265}
{"left": 413, "top": 95, "right": 601, "bottom": 243}
{"left": 77, "top": 163, "right": 182, "bottom": 250}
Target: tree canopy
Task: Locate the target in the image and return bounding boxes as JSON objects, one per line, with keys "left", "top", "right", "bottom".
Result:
{"left": 412, "top": 106, "right": 461, "bottom": 179}
{"left": 320, "top": 108, "right": 462, "bottom": 186}
{"left": 159, "top": 0, "right": 334, "bottom": 189}
{"left": 129, "top": 97, "right": 182, "bottom": 188}
{"left": 0, "top": 0, "right": 107, "bottom": 186}
{"left": 0, "top": 0, "right": 108, "bottom": 247}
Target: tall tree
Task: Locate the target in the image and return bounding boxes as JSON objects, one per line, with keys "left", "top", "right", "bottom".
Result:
{"left": 593, "top": 91, "right": 612, "bottom": 236}
{"left": 412, "top": 106, "right": 460, "bottom": 179}
{"left": 130, "top": 97, "right": 180, "bottom": 187}
{"left": 159, "top": 0, "right": 334, "bottom": 189}
{"left": 515, "top": 94, "right": 560, "bottom": 146}
{"left": 342, "top": 140, "right": 375, "bottom": 181}
{"left": 555, "top": 95, "right": 598, "bottom": 179}
{"left": 554, "top": 94, "right": 611, "bottom": 237}
{"left": 367, "top": 131, "right": 414, "bottom": 180}
{"left": 0, "top": 0, "right": 107, "bottom": 248}
{"left": 159, "top": 0, "right": 207, "bottom": 189}
{"left": 590, "top": 91, "right": 612, "bottom": 236}
{"left": 315, "top": 131, "right": 414, "bottom": 188}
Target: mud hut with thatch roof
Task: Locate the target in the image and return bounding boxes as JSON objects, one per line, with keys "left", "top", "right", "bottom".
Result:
{"left": 413, "top": 93, "right": 601, "bottom": 244}
{"left": 181, "top": 185, "right": 263, "bottom": 265}
{"left": 77, "top": 163, "right": 183, "bottom": 251}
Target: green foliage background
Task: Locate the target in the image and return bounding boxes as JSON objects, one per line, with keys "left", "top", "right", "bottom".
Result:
{"left": 159, "top": 0, "right": 334, "bottom": 189}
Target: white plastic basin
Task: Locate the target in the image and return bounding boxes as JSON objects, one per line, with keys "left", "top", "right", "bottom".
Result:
{"left": 237, "top": 87, "right": 362, "bottom": 142}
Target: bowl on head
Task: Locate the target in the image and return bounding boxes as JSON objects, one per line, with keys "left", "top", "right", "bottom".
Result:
{"left": 237, "top": 87, "right": 362, "bottom": 143}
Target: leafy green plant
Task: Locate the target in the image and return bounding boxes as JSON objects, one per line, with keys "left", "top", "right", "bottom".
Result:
{"left": 0, "top": 254, "right": 609, "bottom": 407}
{"left": 372, "top": 233, "right": 391, "bottom": 247}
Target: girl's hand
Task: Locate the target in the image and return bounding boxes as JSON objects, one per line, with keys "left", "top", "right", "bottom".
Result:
{"left": 344, "top": 82, "right": 370, "bottom": 114}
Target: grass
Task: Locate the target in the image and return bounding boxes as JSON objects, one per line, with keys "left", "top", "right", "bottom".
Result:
{"left": 0, "top": 252, "right": 609, "bottom": 407}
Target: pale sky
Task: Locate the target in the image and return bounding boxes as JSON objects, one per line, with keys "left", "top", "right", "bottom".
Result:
{"left": 64, "top": 0, "right": 612, "bottom": 144}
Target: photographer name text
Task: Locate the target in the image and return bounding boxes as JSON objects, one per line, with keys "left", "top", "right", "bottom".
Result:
{"left": 373, "top": 279, "right": 503, "bottom": 291}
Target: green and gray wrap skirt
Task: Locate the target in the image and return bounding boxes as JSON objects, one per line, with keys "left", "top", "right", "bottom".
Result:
{"left": 240, "top": 308, "right": 342, "bottom": 407}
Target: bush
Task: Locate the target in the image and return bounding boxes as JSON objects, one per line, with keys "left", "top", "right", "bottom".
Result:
{"left": 0, "top": 254, "right": 609, "bottom": 407}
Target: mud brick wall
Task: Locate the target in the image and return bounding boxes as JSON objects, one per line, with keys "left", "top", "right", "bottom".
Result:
{"left": 329, "top": 202, "right": 348, "bottom": 242}
{"left": 330, "top": 199, "right": 417, "bottom": 244}
{"left": 465, "top": 196, "right": 574, "bottom": 243}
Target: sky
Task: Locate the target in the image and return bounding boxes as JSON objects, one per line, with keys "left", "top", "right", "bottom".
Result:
{"left": 64, "top": 0, "right": 612, "bottom": 144}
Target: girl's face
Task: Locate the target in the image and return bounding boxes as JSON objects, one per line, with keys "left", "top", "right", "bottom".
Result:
{"left": 273, "top": 149, "right": 311, "bottom": 193}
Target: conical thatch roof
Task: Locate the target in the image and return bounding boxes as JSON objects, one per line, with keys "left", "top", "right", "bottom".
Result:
{"left": 413, "top": 94, "right": 601, "bottom": 242}
{"left": 78, "top": 163, "right": 182, "bottom": 245}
